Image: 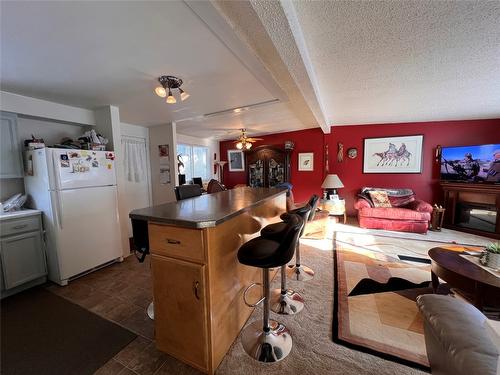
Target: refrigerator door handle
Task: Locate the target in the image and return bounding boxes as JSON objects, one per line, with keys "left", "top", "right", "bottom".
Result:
{"left": 54, "top": 191, "right": 63, "bottom": 230}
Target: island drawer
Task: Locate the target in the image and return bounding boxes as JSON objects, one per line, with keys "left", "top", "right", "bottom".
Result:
{"left": 148, "top": 223, "right": 205, "bottom": 263}
{"left": 0, "top": 215, "right": 40, "bottom": 237}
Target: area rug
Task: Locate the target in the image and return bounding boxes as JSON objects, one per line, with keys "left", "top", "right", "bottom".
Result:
{"left": 333, "top": 243, "right": 432, "bottom": 369}
{"left": 1, "top": 287, "right": 136, "bottom": 375}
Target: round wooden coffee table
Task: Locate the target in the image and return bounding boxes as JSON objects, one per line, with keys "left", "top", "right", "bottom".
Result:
{"left": 428, "top": 247, "right": 500, "bottom": 311}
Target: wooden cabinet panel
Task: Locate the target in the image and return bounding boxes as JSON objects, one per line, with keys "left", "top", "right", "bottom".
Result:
{"left": 152, "top": 255, "right": 208, "bottom": 371}
{"left": 149, "top": 223, "right": 204, "bottom": 263}
{"left": 0, "top": 231, "right": 47, "bottom": 289}
{"left": 0, "top": 111, "right": 23, "bottom": 178}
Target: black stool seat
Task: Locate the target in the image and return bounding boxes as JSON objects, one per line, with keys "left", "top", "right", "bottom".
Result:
{"left": 261, "top": 205, "right": 310, "bottom": 241}
{"left": 237, "top": 237, "right": 281, "bottom": 268}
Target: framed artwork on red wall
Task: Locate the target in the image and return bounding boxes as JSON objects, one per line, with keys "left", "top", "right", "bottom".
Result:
{"left": 363, "top": 135, "right": 423, "bottom": 173}
{"left": 298, "top": 152, "right": 314, "bottom": 171}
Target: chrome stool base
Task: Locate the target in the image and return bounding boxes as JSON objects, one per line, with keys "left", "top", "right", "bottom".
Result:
{"left": 241, "top": 319, "right": 293, "bottom": 362}
{"left": 287, "top": 264, "right": 315, "bottom": 281}
{"left": 147, "top": 301, "right": 154, "bottom": 320}
{"left": 270, "top": 288, "right": 304, "bottom": 315}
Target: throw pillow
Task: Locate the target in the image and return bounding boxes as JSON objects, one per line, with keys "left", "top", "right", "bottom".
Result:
{"left": 388, "top": 194, "right": 415, "bottom": 207}
{"left": 368, "top": 190, "right": 392, "bottom": 208}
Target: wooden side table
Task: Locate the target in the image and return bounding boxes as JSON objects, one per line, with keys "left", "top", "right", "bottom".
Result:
{"left": 320, "top": 199, "right": 346, "bottom": 224}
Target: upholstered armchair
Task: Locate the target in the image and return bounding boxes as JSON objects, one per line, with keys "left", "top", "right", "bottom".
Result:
{"left": 354, "top": 188, "right": 433, "bottom": 233}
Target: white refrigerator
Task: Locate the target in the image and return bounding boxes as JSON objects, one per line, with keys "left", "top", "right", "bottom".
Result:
{"left": 24, "top": 148, "right": 122, "bottom": 285}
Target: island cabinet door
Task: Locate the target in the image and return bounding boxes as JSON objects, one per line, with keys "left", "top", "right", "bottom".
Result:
{"left": 151, "top": 254, "right": 209, "bottom": 372}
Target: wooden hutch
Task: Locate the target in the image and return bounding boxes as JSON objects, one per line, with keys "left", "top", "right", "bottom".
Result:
{"left": 245, "top": 145, "right": 292, "bottom": 188}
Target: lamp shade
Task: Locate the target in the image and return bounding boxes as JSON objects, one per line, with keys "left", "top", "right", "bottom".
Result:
{"left": 321, "top": 174, "right": 344, "bottom": 189}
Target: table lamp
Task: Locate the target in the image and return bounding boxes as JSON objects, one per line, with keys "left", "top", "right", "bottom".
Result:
{"left": 321, "top": 174, "right": 344, "bottom": 200}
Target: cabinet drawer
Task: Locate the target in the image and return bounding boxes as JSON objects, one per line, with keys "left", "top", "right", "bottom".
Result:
{"left": 149, "top": 223, "right": 204, "bottom": 263}
{"left": 0, "top": 216, "right": 40, "bottom": 237}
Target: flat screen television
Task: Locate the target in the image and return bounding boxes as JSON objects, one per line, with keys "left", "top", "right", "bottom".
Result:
{"left": 440, "top": 144, "right": 500, "bottom": 183}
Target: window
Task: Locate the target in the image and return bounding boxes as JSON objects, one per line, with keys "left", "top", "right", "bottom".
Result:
{"left": 176, "top": 144, "right": 210, "bottom": 182}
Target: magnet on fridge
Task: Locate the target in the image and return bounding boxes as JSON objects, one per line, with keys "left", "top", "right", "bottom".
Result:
{"left": 92, "top": 160, "right": 99, "bottom": 168}
{"left": 107, "top": 163, "right": 112, "bottom": 170}
{"left": 60, "top": 160, "right": 70, "bottom": 168}
{"left": 105, "top": 152, "right": 115, "bottom": 160}
{"left": 68, "top": 151, "right": 81, "bottom": 159}
{"left": 81, "top": 150, "right": 88, "bottom": 157}
{"left": 86, "top": 155, "right": 92, "bottom": 162}
{"left": 60, "top": 154, "right": 69, "bottom": 161}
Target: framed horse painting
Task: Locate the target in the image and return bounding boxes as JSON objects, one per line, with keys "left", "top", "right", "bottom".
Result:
{"left": 363, "top": 135, "right": 423, "bottom": 173}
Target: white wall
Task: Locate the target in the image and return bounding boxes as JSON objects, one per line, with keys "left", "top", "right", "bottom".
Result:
{"left": 176, "top": 133, "right": 220, "bottom": 181}
{"left": 149, "top": 123, "right": 177, "bottom": 204}
{"left": 0, "top": 91, "right": 95, "bottom": 125}
{"left": 93, "top": 106, "right": 127, "bottom": 257}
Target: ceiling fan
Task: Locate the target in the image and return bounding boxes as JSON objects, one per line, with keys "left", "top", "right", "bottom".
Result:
{"left": 233, "top": 128, "right": 263, "bottom": 150}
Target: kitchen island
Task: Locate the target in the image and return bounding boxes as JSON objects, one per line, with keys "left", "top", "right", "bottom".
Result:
{"left": 129, "top": 187, "right": 286, "bottom": 374}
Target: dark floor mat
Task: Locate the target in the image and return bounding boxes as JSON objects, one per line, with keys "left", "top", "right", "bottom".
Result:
{"left": 1, "top": 287, "right": 136, "bottom": 375}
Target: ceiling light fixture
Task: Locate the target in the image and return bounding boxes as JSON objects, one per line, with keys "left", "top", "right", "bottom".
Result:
{"left": 155, "top": 75, "right": 189, "bottom": 104}
{"left": 233, "top": 129, "right": 263, "bottom": 150}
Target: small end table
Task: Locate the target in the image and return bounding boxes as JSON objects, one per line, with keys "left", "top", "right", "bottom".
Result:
{"left": 320, "top": 199, "right": 346, "bottom": 224}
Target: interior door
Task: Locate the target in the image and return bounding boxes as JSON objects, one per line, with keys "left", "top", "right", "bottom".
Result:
{"left": 121, "top": 137, "right": 151, "bottom": 237}
{"left": 152, "top": 255, "right": 208, "bottom": 371}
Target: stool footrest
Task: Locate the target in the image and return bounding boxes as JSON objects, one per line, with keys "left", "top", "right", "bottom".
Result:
{"left": 243, "top": 282, "right": 264, "bottom": 307}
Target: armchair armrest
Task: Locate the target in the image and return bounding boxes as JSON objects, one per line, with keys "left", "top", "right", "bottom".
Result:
{"left": 354, "top": 199, "right": 371, "bottom": 210}
{"left": 404, "top": 199, "right": 433, "bottom": 214}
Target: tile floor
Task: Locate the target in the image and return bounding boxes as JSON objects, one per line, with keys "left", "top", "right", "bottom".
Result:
{"left": 46, "top": 255, "right": 201, "bottom": 375}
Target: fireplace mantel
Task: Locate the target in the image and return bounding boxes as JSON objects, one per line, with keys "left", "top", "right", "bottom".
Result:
{"left": 441, "top": 182, "right": 500, "bottom": 239}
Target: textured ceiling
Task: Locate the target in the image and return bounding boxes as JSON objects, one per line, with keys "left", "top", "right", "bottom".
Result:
{"left": 1, "top": 0, "right": 498, "bottom": 138}
{"left": 287, "top": 0, "right": 500, "bottom": 125}
{"left": 0, "top": 0, "right": 310, "bottom": 136}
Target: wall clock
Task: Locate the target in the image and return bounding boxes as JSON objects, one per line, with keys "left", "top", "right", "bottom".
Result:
{"left": 347, "top": 148, "right": 358, "bottom": 159}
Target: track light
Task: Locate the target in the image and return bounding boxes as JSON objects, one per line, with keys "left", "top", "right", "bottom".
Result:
{"left": 155, "top": 86, "right": 167, "bottom": 98}
{"left": 154, "top": 75, "right": 188, "bottom": 104}
{"left": 179, "top": 88, "right": 190, "bottom": 101}
{"left": 166, "top": 89, "right": 176, "bottom": 104}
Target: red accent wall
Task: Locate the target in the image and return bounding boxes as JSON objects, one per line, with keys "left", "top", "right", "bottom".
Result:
{"left": 220, "top": 119, "right": 500, "bottom": 214}
{"left": 219, "top": 128, "right": 325, "bottom": 203}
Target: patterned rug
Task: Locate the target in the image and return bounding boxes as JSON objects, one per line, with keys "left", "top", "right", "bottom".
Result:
{"left": 333, "top": 243, "right": 433, "bottom": 369}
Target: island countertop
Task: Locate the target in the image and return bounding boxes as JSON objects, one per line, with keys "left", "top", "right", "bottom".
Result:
{"left": 129, "top": 187, "right": 286, "bottom": 229}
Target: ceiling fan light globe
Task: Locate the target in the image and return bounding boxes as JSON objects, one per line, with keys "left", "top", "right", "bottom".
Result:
{"left": 155, "top": 86, "right": 167, "bottom": 97}
{"left": 236, "top": 142, "right": 243, "bottom": 150}
{"left": 245, "top": 142, "right": 252, "bottom": 149}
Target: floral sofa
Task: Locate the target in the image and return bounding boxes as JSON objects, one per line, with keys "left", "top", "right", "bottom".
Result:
{"left": 354, "top": 187, "right": 433, "bottom": 233}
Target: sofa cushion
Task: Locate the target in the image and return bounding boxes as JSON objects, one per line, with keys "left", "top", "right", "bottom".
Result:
{"left": 368, "top": 190, "right": 392, "bottom": 207}
{"left": 358, "top": 206, "right": 431, "bottom": 221}
{"left": 417, "top": 294, "right": 499, "bottom": 375}
{"left": 357, "top": 193, "right": 374, "bottom": 207}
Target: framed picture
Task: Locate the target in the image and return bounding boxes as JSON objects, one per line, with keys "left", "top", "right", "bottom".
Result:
{"left": 298, "top": 152, "right": 314, "bottom": 171}
{"left": 228, "top": 150, "right": 245, "bottom": 172}
{"left": 363, "top": 135, "right": 424, "bottom": 173}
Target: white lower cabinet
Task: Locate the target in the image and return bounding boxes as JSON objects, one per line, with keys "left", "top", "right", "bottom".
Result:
{"left": 0, "top": 211, "right": 47, "bottom": 297}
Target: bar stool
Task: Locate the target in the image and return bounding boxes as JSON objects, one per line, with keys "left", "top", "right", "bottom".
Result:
{"left": 237, "top": 214, "right": 303, "bottom": 362}
{"left": 287, "top": 195, "right": 319, "bottom": 281}
{"left": 260, "top": 213, "right": 305, "bottom": 315}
